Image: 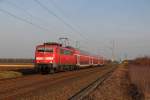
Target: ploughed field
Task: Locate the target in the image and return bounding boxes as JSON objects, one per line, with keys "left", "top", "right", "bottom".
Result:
{"left": 0, "top": 66, "right": 115, "bottom": 100}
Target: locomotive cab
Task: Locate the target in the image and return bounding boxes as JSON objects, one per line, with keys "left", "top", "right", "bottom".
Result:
{"left": 35, "top": 42, "right": 60, "bottom": 73}
{"left": 35, "top": 46, "right": 54, "bottom": 63}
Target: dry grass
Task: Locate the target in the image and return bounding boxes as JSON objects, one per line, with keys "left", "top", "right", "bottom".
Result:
{"left": 129, "top": 65, "right": 150, "bottom": 100}
{"left": 0, "top": 71, "right": 22, "bottom": 79}
{"left": 131, "top": 56, "right": 150, "bottom": 66}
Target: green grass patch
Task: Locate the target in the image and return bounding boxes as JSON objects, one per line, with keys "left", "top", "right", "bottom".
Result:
{"left": 0, "top": 71, "right": 22, "bottom": 79}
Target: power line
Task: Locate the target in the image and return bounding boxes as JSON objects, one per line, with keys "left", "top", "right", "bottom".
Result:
{"left": 33, "top": 0, "right": 89, "bottom": 41}
{"left": 0, "top": 8, "right": 50, "bottom": 32}
{"left": 48, "top": 0, "right": 104, "bottom": 50}
{"left": 49, "top": 0, "right": 89, "bottom": 39}
{"left": 4, "top": 0, "right": 51, "bottom": 28}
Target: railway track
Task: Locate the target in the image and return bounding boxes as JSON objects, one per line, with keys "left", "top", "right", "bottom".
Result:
{"left": 69, "top": 67, "right": 116, "bottom": 100}
{"left": 0, "top": 66, "right": 116, "bottom": 100}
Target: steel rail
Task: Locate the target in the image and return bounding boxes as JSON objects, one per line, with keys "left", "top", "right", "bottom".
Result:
{"left": 69, "top": 67, "right": 116, "bottom": 100}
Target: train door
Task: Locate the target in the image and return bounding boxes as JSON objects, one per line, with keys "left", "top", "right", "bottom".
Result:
{"left": 76, "top": 54, "right": 80, "bottom": 66}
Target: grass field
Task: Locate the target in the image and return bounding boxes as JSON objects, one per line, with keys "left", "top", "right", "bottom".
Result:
{"left": 0, "top": 63, "right": 35, "bottom": 77}
{"left": 0, "top": 71, "right": 22, "bottom": 79}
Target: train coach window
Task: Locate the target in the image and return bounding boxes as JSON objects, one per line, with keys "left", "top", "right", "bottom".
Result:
{"left": 60, "top": 49, "right": 72, "bottom": 55}
{"left": 64, "top": 50, "right": 72, "bottom": 55}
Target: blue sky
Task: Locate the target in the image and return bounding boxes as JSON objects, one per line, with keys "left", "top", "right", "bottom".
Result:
{"left": 0, "top": 0, "right": 150, "bottom": 59}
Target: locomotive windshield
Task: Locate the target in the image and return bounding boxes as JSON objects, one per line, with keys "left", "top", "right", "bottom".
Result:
{"left": 37, "top": 47, "right": 53, "bottom": 52}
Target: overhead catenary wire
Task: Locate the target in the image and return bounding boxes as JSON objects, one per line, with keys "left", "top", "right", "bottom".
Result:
{"left": 33, "top": 0, "right": 89, "bottom": 41}
{"left": 45, "top": 0, "right": 104, "bottom": 50}
{"left": 1, "top": 0, "right": 104, "bottom": 55}
{"left": 0, "top": 8, "right": 50, "bottom": 32}
{"left": 49, "top": 0, "right": 89, "bottom": 42}
{"left": 3, "top": 0, "right": 51, "bottom": 28}
{"left": 0, "top": 0, "right": 107, "bottom": 58}
{"left": 0, "top": 0, "right": 89, "bottom": 49}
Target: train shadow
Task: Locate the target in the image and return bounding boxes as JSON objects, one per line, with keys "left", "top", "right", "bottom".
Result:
{"left": 12, "top": 65, "right": 106, "bottom": 76}
{"left": 14, "top": 68, "right": 37, "bottom": 75}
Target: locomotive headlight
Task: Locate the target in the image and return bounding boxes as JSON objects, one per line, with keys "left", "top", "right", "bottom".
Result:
{"left": 45, "top": 57, "right": 53, "bottom": 60}
{"left": 36, "top": 57, "right": 53, "bottom": 60}
{"left": 36, "top": 57, "right": 43, "bottom": 60}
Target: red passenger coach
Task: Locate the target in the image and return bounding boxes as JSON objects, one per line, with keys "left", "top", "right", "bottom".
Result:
{"left": 34, "top": 42, "right": 104, "bottom": 73}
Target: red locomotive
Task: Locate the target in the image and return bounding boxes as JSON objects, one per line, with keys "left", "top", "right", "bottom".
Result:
{"left": 34, "top": 42, "right": 104, "bottom": 73}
